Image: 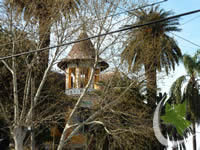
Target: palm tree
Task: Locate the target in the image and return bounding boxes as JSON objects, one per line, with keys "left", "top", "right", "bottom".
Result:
{"left": 5, "top": 0, "right": 79, "bottom": 68}
{"left": 121, "top": 6, "right": 182, "bottom": 108}
{"left": 169, "top": 50, "right": 200, "bottom": 150}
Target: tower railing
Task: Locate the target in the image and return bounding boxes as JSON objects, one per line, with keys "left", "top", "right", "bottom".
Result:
{"left": 65, "top": 88, "right": 95, "bottom": 95}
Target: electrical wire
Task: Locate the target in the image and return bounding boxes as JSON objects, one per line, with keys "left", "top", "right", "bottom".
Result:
{"left": 181, "top": 14, "right": 200, "bottom": 26}
{"left": 0, "top": 9, "right": 200, "bottom": 60}
{"left": 169, "top": 10, "right": 200, "bottom": 48}
{"left": 171, "top": 33, "right": 200, "bottom": 48}
{"left": 104, "top": 0, "right": 168, "bottom": 17}
{"left": 0, "top": 0, "right": 167, "bottom": 48}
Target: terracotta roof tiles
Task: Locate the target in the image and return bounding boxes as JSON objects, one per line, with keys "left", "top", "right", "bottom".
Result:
{"left": 57, "top": 32, "right": 109, "bottom": 71}
{"left": 67, "top": 32, "right": 95, "bottom": 59}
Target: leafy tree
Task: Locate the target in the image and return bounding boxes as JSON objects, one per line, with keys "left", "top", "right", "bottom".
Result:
{"left": 0, "top": 20, "right": 74, "bottom": 150}
{"left": 168, "top": 50, "right": 200, "bottom": 150}
{"left": 86, "top": 71, "right": 164, "bottom": 150}
{"left": 121, "top": 6, "right": 182, "bottom": 108}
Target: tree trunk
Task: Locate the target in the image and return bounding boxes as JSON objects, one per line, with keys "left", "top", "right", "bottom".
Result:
{"left": 102, "top": 136, "right": 109, "bottom": 150}
{"left": 192, "top": 121, "right": 196, "bottom": 150}
{"left": 53, "top": 128, "right": 55, "bottom": 150}
{"left": 13, "top": 126, "right": 27, "bottom": 150}
{"left": 144, "top": 63, "right": 157, "bottom": 109}
{"left": 31, "top": 75, "right": 35, "bottom": 150}
{"left": 31, "top": 131, "right": 35, "bottom": 150}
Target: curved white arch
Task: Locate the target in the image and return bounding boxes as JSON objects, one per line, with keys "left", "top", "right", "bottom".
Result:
{"left": 153, "top": 98, "right": 185, "bottom": 147}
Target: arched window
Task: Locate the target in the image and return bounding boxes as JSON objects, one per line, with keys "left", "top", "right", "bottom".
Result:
{"left": 68, "top": 68, "right": 76, "bottom": 88}
{"left": 80, "top": 68, "right": 90, "bottom": 88}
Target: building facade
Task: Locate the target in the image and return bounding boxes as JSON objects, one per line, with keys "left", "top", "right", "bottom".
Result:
{"left": 57, "top": 32, "right": 109, "bottom": 150}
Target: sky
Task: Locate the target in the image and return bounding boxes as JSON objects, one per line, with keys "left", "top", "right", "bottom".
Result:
{"left": 161, "top": 0, "right": 200, "bottom": 55}
{"left": 154, "top": 0, "right": 200, "bottom": 94}
{"left": 154, "top": 1, "right": 200, "bottom": 149}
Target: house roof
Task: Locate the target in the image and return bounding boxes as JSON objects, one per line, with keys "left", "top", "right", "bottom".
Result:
{"left": 67, "top": 32, "right": 95, "bottom": 59}
{"left": 57, "top": 32, "right": 109, "bottom": 71}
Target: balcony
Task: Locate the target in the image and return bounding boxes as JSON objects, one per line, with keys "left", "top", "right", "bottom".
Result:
{"left": 65, "top": 88, "right": 95, "bottom": 96}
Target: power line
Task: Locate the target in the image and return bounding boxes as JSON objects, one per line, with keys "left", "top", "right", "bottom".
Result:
{"left": 171, "top": 33, "right": 200, "bottom": 48}
{"left": 107, "top": 0, "right": 167, "bottom": 15}
{"left": 0, "top": 0, "right": 167, "bottom": 48}
{"left": 181, "top": 14, "right": 200, "bottom": 26}
{"left": 1, "top": 9, "right": 200, "bottom": 60}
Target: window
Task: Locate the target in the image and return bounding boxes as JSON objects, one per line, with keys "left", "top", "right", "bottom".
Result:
{"left": 68, "top": 68, "right": 76, "bottom": 88}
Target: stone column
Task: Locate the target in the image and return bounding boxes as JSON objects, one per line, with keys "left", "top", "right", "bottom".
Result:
{"left": 94, "top": 69, "right": 100, "bottom": 89}
{"left": 75, "top": 67, "right": 80, "bottom": 88}
{"left": 65, "top": 68, "right": 69, "bottom": 89}
{"left": 67, "top": 68, "right": 72, "bottom": 89}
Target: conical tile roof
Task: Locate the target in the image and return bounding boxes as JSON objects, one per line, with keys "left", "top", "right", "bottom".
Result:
{"left": 67, "top": 32, "right": 95, "bottom": 59}
{"left": 58, "top": 32, "right": 109, "bottom": 71}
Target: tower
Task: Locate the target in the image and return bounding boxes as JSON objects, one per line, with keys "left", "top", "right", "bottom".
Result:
{"left": 58, "top": 32, "right": 108, "bottom": 97}
{"left": 57, "top": 32, "right": 109, "bottom": 149}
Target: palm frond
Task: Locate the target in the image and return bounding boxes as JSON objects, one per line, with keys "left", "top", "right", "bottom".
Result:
{"left": 121, "top": 5, "right": 181, "bottom": 75}
{"left": 169, "top": 75, "right": 187, "bottom": 104}
{"left": 193, "top": 50, "right": 200, "bottom": 74}
{"left": 5, "top": 0, "right": 80, "bottom": 23}
{"left": 183, "top": 54, "right": 200, "bottom": 76}
{"left": 184, "top": 80, "right": 200, "bottom": 122}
